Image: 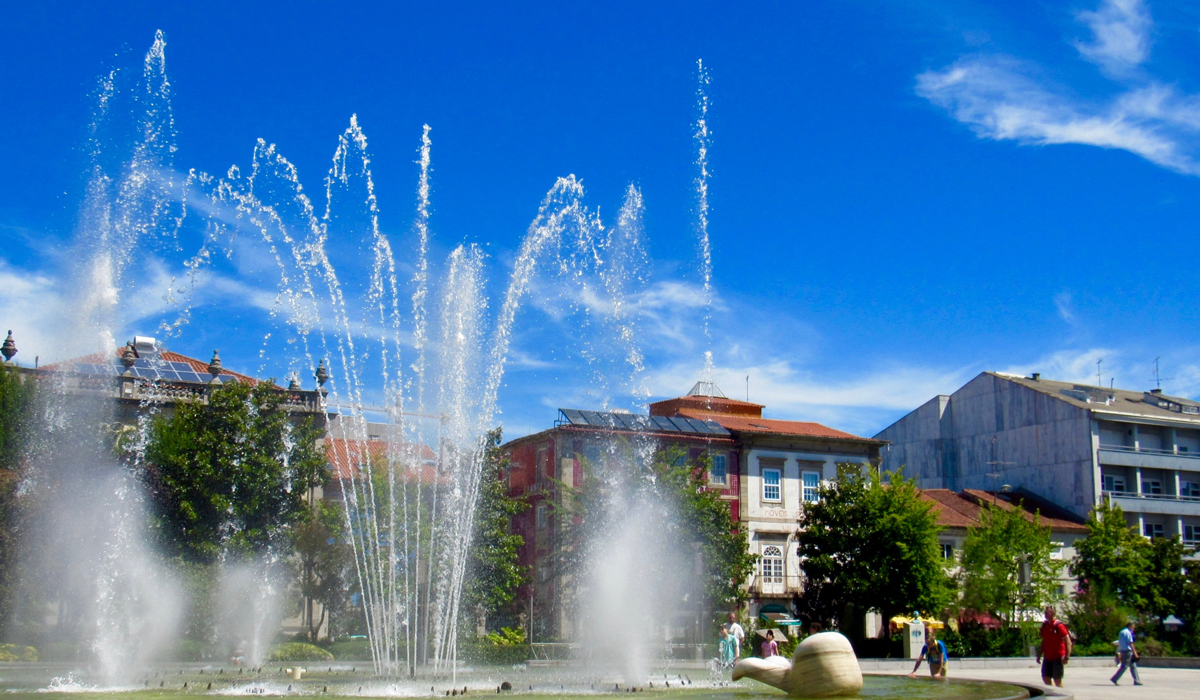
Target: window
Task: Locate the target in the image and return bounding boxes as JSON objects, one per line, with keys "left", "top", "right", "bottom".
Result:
{"left": 1185, "top": 524, "right": 1199, "bottom": 545}
{"left": 940, "top": 543, "right": 954, "bottom": 560}
{"left": 761, "top": 546, "right": 784, "bottom": 584}
{"left": 1103, "top": 474, "right": 1126, "bottom": 493}
{"left": 710, "top": 454, "right": 728, "bottom": 485}
{"left": 537, "top": 448, "right": 549, "bottom": 480}
{"left": 1142, "top": 479, "right": 1163, "bottom": 495}
{"left": 1144, "top": 522, "right": 1164, "bottom": 539}
{"left": 536, "top": 502, "right": 548, "bottom": 530}
{"left": 802, "top": 471, "right": 821, "bottom": 503}
{"left": 584, "top": 445, "right": 601, "bottom": 466}
{"left": 1182, "top": 481, "right": 1200, "bottom": 499}
{"left": 762, "top": 468, "right": 782, "bottom": 502}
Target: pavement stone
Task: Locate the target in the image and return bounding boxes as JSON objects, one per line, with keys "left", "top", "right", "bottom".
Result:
{"left": 874, "top": 663, "right": 1198, "bottom": 700}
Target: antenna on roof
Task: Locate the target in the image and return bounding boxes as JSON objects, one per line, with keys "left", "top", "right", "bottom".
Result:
{"left": 1153, "top": 357, "right": 1174, "bottom": 390}
{"left": 1096, "top": 358, "right": 1103, "bottom": 388}
{"left": 746, "top": 375, "right": 749, "bottom": 403}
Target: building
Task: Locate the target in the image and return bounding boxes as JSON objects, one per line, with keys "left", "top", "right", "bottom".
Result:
{"left": 920, "top": 488, "right": 1089, "bottom": 599}
{"left": 502, "top": 381, "right": 886, "bottom": 638}
{"left": 501, "top": 395, "right": 737, "bottom": 641}
{"left": 876, "top": 371, "right": 1200, "bottom": 546}
{"left": 647, "top": 382, "right": 886, "bottom": 617}
{"left": 30, "top": 334, "right": 327, "bottom": 424}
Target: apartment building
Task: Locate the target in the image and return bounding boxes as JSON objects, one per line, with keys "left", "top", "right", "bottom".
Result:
{"left": 877, "top": 371, "right": 1200, "bottom": 546}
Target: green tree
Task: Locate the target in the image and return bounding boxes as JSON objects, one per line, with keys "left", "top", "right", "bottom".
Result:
{"left": 1070, "top": 501, "right": 1151, "bottom": 610}
{"left": 143, "top": 380, "right": 327, "bottom": 562}
{"left": 794, "top": 464, "right": 953, "bottom": 637}
{"left": 293, "top": 500, "right": 353, "bottom": 642}
{"left": 463, "top": 428, "right": 528, "bottom": 622}
{"left": 0, "top": 365, "right": 37, "bottom": 635}
{"left": 959, "top": 501, "right": 1058, "bottom": 623}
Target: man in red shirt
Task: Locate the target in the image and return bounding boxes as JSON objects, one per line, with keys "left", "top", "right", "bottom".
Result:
{"left": 1036, "top": 605, "right": 1073, "bottom": 687}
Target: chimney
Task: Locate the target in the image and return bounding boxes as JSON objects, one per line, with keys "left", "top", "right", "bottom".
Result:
{"left": 1151, "top": 388, "right": 1163, "bottom": 395}
{"left": 1031, "top": 373, "right": 1040, "bottom": 381}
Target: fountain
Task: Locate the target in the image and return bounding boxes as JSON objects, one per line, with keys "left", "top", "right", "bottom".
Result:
{"left": 0, "top": 32, "right": 1035, "bottom": 700}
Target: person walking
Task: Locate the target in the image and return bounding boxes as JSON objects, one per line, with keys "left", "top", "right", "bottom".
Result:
{"left": 1036, "top": 605, "right": 1072, "bottom": 688}
{"left": 761, "top": 630, "right": 778, "bottom": 658}
{"left": 1111, "top": 621, "right": 1142, "bottom": 686}
{"left": 908, "top": 629, "right": 948, "bottom": 679}
{"left": 718, "top": 627, "right": 737, "bottom": 669}
{"left": 724, "top": 612, "right": 745, "bottom": 660}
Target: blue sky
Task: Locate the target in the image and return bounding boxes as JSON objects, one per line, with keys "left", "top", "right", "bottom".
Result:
{"left": 3, "top": 0, "right": 1200, "bottom": 438}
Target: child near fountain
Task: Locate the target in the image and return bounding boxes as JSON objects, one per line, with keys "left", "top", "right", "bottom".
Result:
{"left": 908, "top": 629, "right": 947, "bottom": 679}
{"left": 761, "top": 629, "right": 778, "bottom": 658}
{"left": 718, "top": 627, "right": 737, "bottom": 668}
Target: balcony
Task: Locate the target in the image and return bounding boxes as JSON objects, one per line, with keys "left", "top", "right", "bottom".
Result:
{"left": 1098, "top": 445, "right": 1200, "bottom": 472}
{"left": 747, "top": 574, "right": 804, "bottom": 597}
{"left": 1102, "top": 490, "right": 1200, "bottom": 516}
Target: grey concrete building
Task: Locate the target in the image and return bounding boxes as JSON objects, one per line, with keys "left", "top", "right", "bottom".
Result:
{"left": 875, "top": 372, "right": 1200, "bottom": 546}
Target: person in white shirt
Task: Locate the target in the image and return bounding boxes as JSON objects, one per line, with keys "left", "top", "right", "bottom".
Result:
{"left": 724, "top": 612, "right": 745, "bottom": 659}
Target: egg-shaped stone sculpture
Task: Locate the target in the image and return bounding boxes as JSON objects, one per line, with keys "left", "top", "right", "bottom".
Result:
{"left": 732, "top": 632, "right": 863, "bottom": 697}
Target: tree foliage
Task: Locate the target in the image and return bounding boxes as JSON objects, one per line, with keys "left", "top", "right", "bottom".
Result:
{"left": 463, "top": 428, "right": 528, "bottom": 618}
{"left": 794, "top": 464, "right": 953, "bottom": 635}
{"left": 0, "top": 365, "right": 37, "bottom": 635}
{"left": 142, "top": 380, "right": 326, "bottom": 562}
{"left": 293, "top": 500, "right": 353, "bottom": 642}
{"left": 1070, "top": 501, "right": 1151, "bottom": 610}
{"left": 959, "top": 501, "right": 1058, "bottom": 622}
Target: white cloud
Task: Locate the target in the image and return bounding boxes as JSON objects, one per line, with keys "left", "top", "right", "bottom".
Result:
{"left": 0, "top": 260, "right": 66, "bottom": 366}
{"left": 1074, "top": 0, "right": 1152, "bottom": 76}
{"left": 1054, "top": 290, "right": 1078, "bottom": 326}
{"left": 917, "top": 2, "right": 1200, "bottom": 176}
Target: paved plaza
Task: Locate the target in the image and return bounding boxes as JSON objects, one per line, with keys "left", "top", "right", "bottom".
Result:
{"left": 875, "top": 663, "right": 1199, "bottom": 700}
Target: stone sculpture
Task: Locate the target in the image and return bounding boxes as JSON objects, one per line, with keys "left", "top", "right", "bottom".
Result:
{"left": 732, "top": 632, "right": 864, "bottom": 697}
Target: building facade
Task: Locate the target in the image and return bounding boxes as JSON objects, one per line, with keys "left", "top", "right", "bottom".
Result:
{"left": 501, "top": 402, "right": 737, "bottom": 642}
{"left": 646, "top": 385, "right": 885, "bottom": 617}
{"left": 501, "top": 382, "right": 886, "bottom": 639}
{"left": 876, "top": 371, "right": 1200, "bottom": 546}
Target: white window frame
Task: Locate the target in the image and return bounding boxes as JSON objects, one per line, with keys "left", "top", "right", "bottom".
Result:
{"left": 1144, "top": 522, "right": 1164, "bottom": 539}
{"left": 1103, "top": 474, "right": 1126, "bottom": 493}
{"left": 802, "top": 470, "right": 821, "bottom": 503}
{"left": 536, "top": 502, "right": 548, "bottom": 530}
{"left": 1183, "top": 480, "right": 1200, "bottom": 499}
{"left": 761, "top": 545, "right": 784, "bottom": 584}
{"left": 710, "top": 454, "right": 728, "bottom": 486}
{"left": 1184, "top": 524, "right": 1199, "bottom": 544}
{"left": 940, "top": 543, "right": 954, "bottom": 560}
{"left": 762, "top": 467, "right": 782, "bottom": 502}
{"left": 1142, "top": 479, "right": 1163, "bottom": 495}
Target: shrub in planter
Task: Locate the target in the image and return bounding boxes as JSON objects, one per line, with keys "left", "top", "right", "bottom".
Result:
{"left": 0, "top": 644, "right": 37, "bottom": 662}
{"left": 268, "top": 642, "right": 334, "bottom": 662}
{"left": 327, "top": 639, "right": 372, "bottom": 661}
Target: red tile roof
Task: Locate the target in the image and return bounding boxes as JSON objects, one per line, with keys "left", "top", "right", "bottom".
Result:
{"left": 649, "top": 394, "right": 765, "bottom": 420}
{"left": 679, "top": 411, "right": 882, "bottom": 443}
{"left": 920, "top": 488, "right": 1088, "bottom": 533}
{"left": 325, "top": 438, "right": 439, "bottom": 483}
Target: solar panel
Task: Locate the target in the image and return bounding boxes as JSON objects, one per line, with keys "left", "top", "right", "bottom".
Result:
{"left": 557, "top": 408, "right": 729, "bottom": 436}
{"left": 177, "top": 372, "right": 203, "bottom": 383}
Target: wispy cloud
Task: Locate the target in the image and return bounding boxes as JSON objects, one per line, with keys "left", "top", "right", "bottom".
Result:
{"left": 1074, "top": 0, "right": 1152, "bottom": 76}
{"left": 917, "top": 1, "right": 1200, "bottom": 176}
{"left": 1054, "top": 290, "right": 1078, "bottom": 326}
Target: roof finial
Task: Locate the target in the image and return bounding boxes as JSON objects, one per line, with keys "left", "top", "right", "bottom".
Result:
{"left": 315, "top": 358, "right": 330, "bottom": 387}
{"left": 208, "top": 350, "right": 223, "bottom": 385}
{"left": 1, "top": 331, "right": 16, "bottom": 363}
{"left": 288, "top": 375, "right": 301, "bottom": 391}
{"left": 120, "top": 341, "right": 138, "bottom": 373}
